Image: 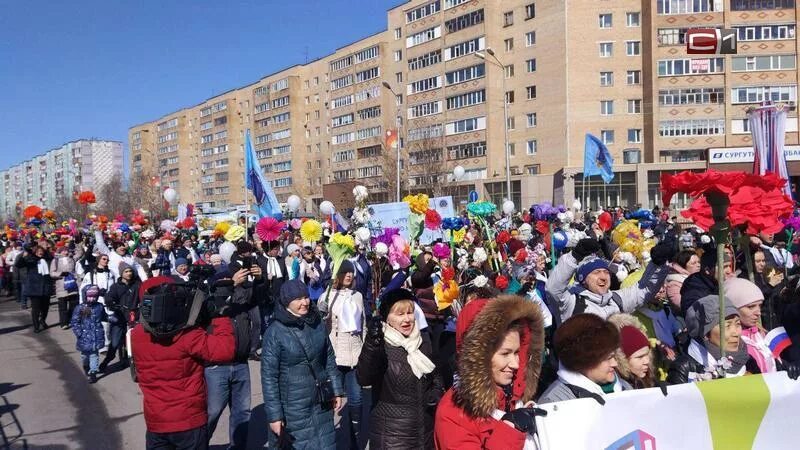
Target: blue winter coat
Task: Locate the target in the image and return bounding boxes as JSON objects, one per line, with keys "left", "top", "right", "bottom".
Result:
{"left": 261, "top": 303, "right": 343, "bottom": 449}
{"left": 70, "top": 302, "right": 106, "bottom": 353}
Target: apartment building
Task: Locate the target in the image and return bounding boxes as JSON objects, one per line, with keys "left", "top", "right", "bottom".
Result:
{"left": 129, "top": 0, "right": 800, "bottom": 212}
{"left": 0, "top": 139, "right": 123, "bottom": 217}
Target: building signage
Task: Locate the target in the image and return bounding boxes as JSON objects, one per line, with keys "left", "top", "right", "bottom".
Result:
{"left": 708, "top": 146, "right": 800, "bottom": 164}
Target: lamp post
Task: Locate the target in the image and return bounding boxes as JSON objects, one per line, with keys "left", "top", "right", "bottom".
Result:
{"left": 475, "top": 48, "right": 511, "bottom": 203}
{"left": 382, "top": 81, "right": 402, "bottom": 202}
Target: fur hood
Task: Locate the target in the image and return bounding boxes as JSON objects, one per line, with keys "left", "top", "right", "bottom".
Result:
{"left": 454, "top": 295, "right": 544, "bottom": 418}
{"left": 607, "top": 313, "right": 653, "bottom": 385}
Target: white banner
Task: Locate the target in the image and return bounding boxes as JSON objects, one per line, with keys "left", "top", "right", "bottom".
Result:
{"left": 536, "top": 372, "right": 800, "bottom": 450}
{"left": 368, "top": 196, "right": 454, "bottom": 243}
{"left": 420, "top": 196, "right": 455, "bottom": 245}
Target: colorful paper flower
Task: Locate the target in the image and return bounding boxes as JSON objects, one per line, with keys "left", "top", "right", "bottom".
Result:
{"left": 434, "top": 279, "right": 460, "bottom": 311}
{"left": 496, "top": 230, "right": 511, "bottom": 245}
{"left": 494, "top": 274, "right": 509, "bottom": 291}
{"left": 442, "top": 217, "right": 465, "bottom": 231}
{"left": 389, "top": 234, "right": 411, "bottom": 269}
{"left": 300, "top": 219, "right": 323, "bottom": 243}
{"left": 256, "top": 217, "right": 285, "bottom": 242}
{"left": 403, "top": 193, "right": 430, "bottom": 215}
{"left": 424, "top": 209, "right": 442, "bottom": 230}
{"left": 327, "top": 232, "right": 356, "bottom": 275}
{"left": 467, "top": 201, "right": 497, "bottom": 217}
{"left": 77, "top": 191, "right": 96, "bottom": 205}
{"left": 23, "top": 205, "right": 42, "bottom": 219}
{"left": 452, "top": 228, "right": 466, "bottom": 244}
{"left": 432, "top": 242, "right": 450, "bottom": 259}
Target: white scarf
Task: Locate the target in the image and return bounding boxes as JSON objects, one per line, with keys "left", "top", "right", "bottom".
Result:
{"left": 37, "top": 258, "right": 49, "bottom": 276}
{"left": 266, "top": 256, "right": 283, "bottom": 279}
{"left": 382, "top": 322, "right": 435, "bottom": 379}
{"left": 687, "top": 339, "right": 746, "bottom": 379}
{"left": 331, "top": 289, "right": 363, "bottom": 333}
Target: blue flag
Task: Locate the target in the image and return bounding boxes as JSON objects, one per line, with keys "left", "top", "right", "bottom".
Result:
{"left": 583, "top": 133, "right": 615, "bottom": 184}
{"left": 244, "top": 129, "right": 282, "bottom": 219}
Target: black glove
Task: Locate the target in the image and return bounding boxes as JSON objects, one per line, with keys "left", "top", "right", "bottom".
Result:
{"left": 366, "top": 316, "right": 383, "bottom": 345}
{"left": 650, "top": 241, "right": 677, "bottom": 266}
{"left": 98, "top": 288, "right": 108, "bottom": 297}
{"left": 778, "top": 360, "right": 800, "bottom": 380}
{"left": 501, "top": 407, "right": 548, "bottom": 434}
{"left": 424, "top": 387, "right": 443, "bottom": 407}
{"left": 572, "top": 238, "right": 601, "bottom": 262}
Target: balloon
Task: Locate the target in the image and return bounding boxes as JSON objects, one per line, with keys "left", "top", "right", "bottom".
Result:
{"left": 453, "top": 165, "right": 465, "bottom": 180}
{"left": 163, "top": 188, "right": 178, "bottom": 204}
{"left": 319, "top": 200, "right": 335, "bottom": 216}
{"left": 552, "top": 230, "right": 568, "bottom": 250}
{"left": 355, "top": 227, "right": 371, "bottom": 244}
{"left": 598, "top": 211, "right": 613, "bottom": 232}
{"left": 502, "top": 200, "right": 515, "bottom": 215}
{"left": 572, "top": 199, "right": 582, "bottom": 211}
{"left": 219, "top": 241, "right": 236, "bottom": 264}
{"left": 287, "top": 195, "right": 301, "bottom": 212}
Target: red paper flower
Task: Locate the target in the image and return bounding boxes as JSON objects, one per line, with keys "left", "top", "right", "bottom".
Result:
{"left": 424, "top": 209, "right": 442, "bottom": 230}
{"left": 682, "top": 185, "right": 794, "bottom": 234}
{"left": 514, "top": 249, "right": 528, "bottom": 263}
{"left": 496, "top": 230, "right": 511, "bottom": 245}
{"left": 23, "top": 205, "right": 42, "bottom": 219}
{"left": 598, "top": 211, "right": 613, "bottom": 232}
{"left": 442, "top": 266, "right": 455, "bottom": 282}
{"left": 660, "top": 170, "right": 784, "bottom": 207}
{"left": 535, "top": 220, "right": 551, "bottom": 252}
{"left": 256, "top": 217, "right": 285, "bottom": 242}
{"left": 181, "top": 217, "right": 195, "bottom": 229}
{"left": 494, "top": 274, "right": 509, "bottom": 291}
{"left": 77, "top": 191, "right": 96, "bottom": 205}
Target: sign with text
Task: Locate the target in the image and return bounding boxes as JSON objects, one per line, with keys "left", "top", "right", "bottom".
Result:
{"left": 368, "top": 196, "right": 455, "bottom": 243}
{"left": 687, "top": 28, "right": 737, "bottom": 54}
{"left": 708, "top": 145, "right": 800, "bottom": 164}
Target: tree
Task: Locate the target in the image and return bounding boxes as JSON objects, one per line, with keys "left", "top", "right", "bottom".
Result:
{"left": 97, "top": 177, "right": 132, "bottom": 218}
{"left": 405, "top": 134, "right": 448, "bottom": 198}
{"left": 127, "top": 171, "right": 168, "bottom": 221}
{"left": 53, "top": 193, "right": 86, "bottom": 222}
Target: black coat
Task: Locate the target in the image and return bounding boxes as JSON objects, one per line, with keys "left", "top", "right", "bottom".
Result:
{"left": 17, "top": 254, "right": 52, "bottom": 298}
{"left": 356, "top": 331, "right": 441, "bottom": 450}
{"left": 679, "top": 272, "right": 717, "bottom": 316}
{"left": 105, "top": 279, "right": 141, "bottom": 323}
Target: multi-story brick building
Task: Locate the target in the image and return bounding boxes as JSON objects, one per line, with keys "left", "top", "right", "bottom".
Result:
{"left": 129, "top": 0, "right": 800, "bottom": 212}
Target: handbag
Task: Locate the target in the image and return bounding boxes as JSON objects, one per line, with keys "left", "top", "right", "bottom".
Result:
{"left": 63, "top": 273, "right": 78, "bottom": 293}
{"left": 288, "top": 328, "right": 336, "bottom": 405}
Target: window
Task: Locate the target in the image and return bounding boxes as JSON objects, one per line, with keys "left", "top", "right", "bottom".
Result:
{"left": 525, "top": 31, "right": 536, "bottom": 47}
{"left": 445, "top": 63, "right": 485, "bottom": 85}
{"left": 271, "top": 78, "right": 289, "bottom": 91}
{"left": 358, "top": 106, "right": 381, "bottom": 120}
{"left": 273, "top": 177, "right": 292, "bottom": 188}
{"left": 448, "top": 141, "right": 486, "bottom": 159}
{"left": 526, "top": 59, "right": 537, "bottom": 73}
{"left": 526, "top": 140, "right": 537, "bottom": 155}
{"left": 355, "top": 86, "right": 381, "bottom": 102}
{"left": 626, "top": 12, "right": 640, "bottom": 27}
{"left": 408, "top": 124, "right": 444, "bottom": 141}
{"left": 504, "top": 64, "right": 515, "bottom": 78}
{"left": 407, "top": 26, "right": 441, "bottom": 48}
{"left": 601, "top": 100, "right": 614, "bottom": 115}
{"left": 731, "top": 85, "right": 797, "bottom": 104}
{"left": 626, "top": 41, "right": 641, "bottom": 56}
{"left": 505, "top": 38, "right": 514, "bottom": 52}
{"left": 213, "top": 130, "right": 227, "bottom": 140}
{"left": 330, "top": 55, "right": 353, "bottom": 72}
{"left": 408, "top": 75, "right": 442, "bottom": 94}
{"left": 600, "top": 71, "right": 613, "bottom": 86}
{"left": 355, "top": 67, "right": 380, "bottom": 83}
{"left": 396, "top": 72, "right": 403, "bottom": 83}
{"left": 657, "top": 58, "right": 725, "bottom": 76}
{"left": 200, "top": 121, "right": 212, "bottom": 130}
{"left": 214, "top": 116, "right": 227, "bottom": 126}
{"left": 659, "top": 118, "right": 725, "bottom": 136}
{"left": 659, "top": 87, "right": 725, "bottom": 105}
{"left": 274, "top": 144, "right": 291, "bottom": 155}
{"left": 331, "top": 95, "right": 354, "bottom": 109}
{"left": 735, "top": 24, "right": 796, "bottom": 41}
{"left": 272, "top": 129, "right": 291, "bottom": 140}
{"left": 730, "top": 0, "right": 795, "bottom": 11}
{"left": 444, "top": 0, "right": 469, "bottom": 8}
{"left": 657, "top": 0, "right": 719, "bottom": 14}
{"left": 444, "top": 36, "right": 485, "bottom": 60}
{"left": 356, "top": 126, "right": 382, "bottom": 140}
{"left": 526, "top": 165, "right": 541, "bottom": 175}
{"left": 200, "top": 134, "right": 213, "bottom": 144}
{"left": 599, "top": 42, "right": 613, "bottom": 57}
{"left": 406, "top": 1, "right": 441, "bottom": 23}
{"left": 331, "top": 75, "right": 353, "bottom": 91}
{"left": 504, "top": 11, "right": 514, "bottom": 27}
{"left": 357, "top": 166, "right": 383, "bottom": 178}
{"left": 601, "top": 130, "right": 615, "bottom": 144}
{"left": 731, "top": 55, "right": 796, "bottom": 72}
{"left": 627, "top": 99, "right": 642, "bottom": 114}
{"left": 446, "top": 89, "right": 486, "bottom": 109}
{"left": 332, "top": 131, "right": 355, "bottom": 145}
{"left": 526, "top": 86, "right": 537, "bottom": 99}
{"left": 526, "top": 113, "right": 537, "bottom": 128}
{"left": 525, "top": 3, "right": 535, "bottom": 19}
{"left": 333, "top": 150, "right": 355, "bottom": 162}
{"left": 409, "top": 149, "right": 443, "bottom": 165}
{"left": 334, "top": 169, "right": 355, "bottom": 181}
{"left": 271, "top": 96, "right": 289, "bottom": 108}
{"left": 507, "top": 143, "right": 515, "bottom": 155}
{"left": 627, "top": 70, "right": 641, "bottom": 85}
{"left": 505, "top": 91, "right": 515, "bottom": 104}
{"left": 507, "top": 116, "right": 515, "bottom": 130}
{"left": 354, "top": 45, "right": 379, "bottom": 63}
{"left": 409, "top": 49, "right": 442, "bottom": 70}
{"left": 394, "top": 50, "right": 402, "bottom": 61}
{"left": 332, "top": 113, "right": 354, "bottom": 128}
{"left": 395, "top": 27, "right": 402, "bottom": 40}
{"left": 445, "top": 9, "right": 484, "bottom": 33}
{"left": 408, "top": 100, "right": 442, "bottom": 118}
{"left": 158, "top": 132, "right": 178, "bottom": 144}
{"left": 628, "top": 129, "right": 642, "bottom": 143}
{"left": 273, "top": 161, "right": 292, "bottom": 173}
{"left": 358, "top": 145, "right": 382, "bottom": 158}
{"left": 599, "top": 14, "right": 612, "bottom": 28}
{"left": 446, "top": 116, "right": 486, "bottom": 135}
{"left": 157, "top": 118, "right": 178, "bottom": 131}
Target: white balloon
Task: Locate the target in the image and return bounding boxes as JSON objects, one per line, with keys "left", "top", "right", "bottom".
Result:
{"left": 219, "top": 241, "right": 236, "bottom": 264}
{"left": 374, "top": 242, "right": 388, "bottom": 257}
{"left": 453, "top": 165, "right": 465, "bottom": 180}
{"left": 287, "top": 195, "right": 302, "bottom": 212}
{"left": 355, "top": 227, "right": 371, "bottom": 243}
{"left": 502, "top": 200, "right": 515, "bottom": 215}
{"left": 572, "top": 199, "right": 582, "bottom": 211}
{"left": 163, "top": 188, "right": 178, "bottom": 204}
{"left": 319, "top": 200, "right": 335, "bottom": 216}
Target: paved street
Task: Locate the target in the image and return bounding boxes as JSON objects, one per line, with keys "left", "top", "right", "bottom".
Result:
{"left": 0, "top": 294, "right": 270, "bottom": 449}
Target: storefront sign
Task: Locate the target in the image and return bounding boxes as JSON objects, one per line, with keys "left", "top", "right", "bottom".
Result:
{"left": 708, "top": 145, "right": 800, "bottom": 164}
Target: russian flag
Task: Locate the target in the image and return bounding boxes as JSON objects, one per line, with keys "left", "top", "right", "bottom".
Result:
{"left": 765, "top": 326, "right": 792, "bottom": 359}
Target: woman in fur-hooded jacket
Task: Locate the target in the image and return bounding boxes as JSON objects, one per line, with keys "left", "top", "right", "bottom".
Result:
{"left": 434, "top": 295, "right": 545, "bottom": 450}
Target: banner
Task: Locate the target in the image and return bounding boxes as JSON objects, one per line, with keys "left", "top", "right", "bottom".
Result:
{"left": 420, "top": 196, "right": 455, "bottom": 245}
{"left": 368, "top": 196, "right": 454, "bottom": 243}
{"left": 535, "top": 372, "right": 800, "bottom": 450}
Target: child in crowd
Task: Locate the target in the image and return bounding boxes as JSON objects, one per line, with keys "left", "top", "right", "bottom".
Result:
{"left": 70, "top": 285, "right": 107, "bottom": 383}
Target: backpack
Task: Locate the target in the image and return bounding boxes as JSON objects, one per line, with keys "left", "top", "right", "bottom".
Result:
{"left": 64, "top": 273, "right": 79, "bottom": 293}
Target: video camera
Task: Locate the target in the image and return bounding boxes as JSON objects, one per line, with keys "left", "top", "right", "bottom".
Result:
{"left": 139, "top": 277, "right": 206, "bottom": 339}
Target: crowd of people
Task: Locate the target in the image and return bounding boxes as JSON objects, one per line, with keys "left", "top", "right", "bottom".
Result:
{"left": 3, "top": 192, "right": 800, "bottom": 450}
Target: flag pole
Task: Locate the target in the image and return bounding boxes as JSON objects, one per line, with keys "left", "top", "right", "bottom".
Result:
{"left": 244, "top": 128, "right": 250, "bottom": 232}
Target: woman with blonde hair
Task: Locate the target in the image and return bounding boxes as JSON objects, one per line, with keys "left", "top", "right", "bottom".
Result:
{"left": 608, "top": 314, "right": 656, "bottom": 389}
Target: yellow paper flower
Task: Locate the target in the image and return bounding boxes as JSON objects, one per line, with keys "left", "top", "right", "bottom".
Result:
{"left": 330, "top": 232, "right": 355, "bottom": 251}
{"left": 224, "top": 225, "right": 246, "bottom": 242}
{"left": 452, "top": 228, "right": 466, "bottom": 244}
{"left": 214, "top": 222, "right": 231, "bottom": 236}
{"left": 434, "top": 280, "right": 460, "bottom": 311}
{"left": 403, "top": 193, "right": 430, "bottom": 215}
{"left": 300, "top": 219, "right": 323, "bottom": 243}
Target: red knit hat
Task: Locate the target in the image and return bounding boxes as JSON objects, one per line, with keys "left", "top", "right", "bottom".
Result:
{"left": 620, "top": 326, "right": 650, "bottom": 358}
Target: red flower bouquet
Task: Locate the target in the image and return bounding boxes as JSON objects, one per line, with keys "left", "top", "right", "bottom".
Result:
{"left": 77, "top": 191, "right": 96, "bottom": 205}
{"left": 424, "top": 209, "right": 442, "bottom": 230}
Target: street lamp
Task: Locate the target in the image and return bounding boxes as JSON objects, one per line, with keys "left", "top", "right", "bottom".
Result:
{"left": 475, "top": 48, "right": 512, "bottom": 203}
{"left": 381, "top": 81, "right": 402, "bottom": 202}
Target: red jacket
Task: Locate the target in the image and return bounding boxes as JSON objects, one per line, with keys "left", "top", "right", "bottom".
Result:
{"left": 131, "top": 317, "right": 234, "bottom": 433}
{"left": 435, "top": 388, "right": 526, "bottom": 449}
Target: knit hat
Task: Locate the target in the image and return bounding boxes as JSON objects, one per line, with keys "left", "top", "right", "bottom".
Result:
{"left": 337, "top": 259, "right": 355, "bottom": 276}
{"left": 379, "top": 288, "right": 416, "bottom": 319}
{"left": 286, "top": 243, "right": 300, "bottom": 255}
{"left": 507, "top": 239, "right": 525, "bottom": 258}
{"left": 724, "top": 277, "right": 764, "bottom": 309}
{"left": 83, "top": 285, "right": 100, "bottom": 302}
{"left": 175, "top": 258, "right": 189, "bottom": 268}
{"left": 620, "top": 326, "right": 650, "bottom": 358}
{"left": 118, "top": 261, "right": 134, "bottom": 275}
{"left": 554, "top": 313, "right": 620, "bottom": 372}
{"left": 279, "top": 279, "right": 308, "bottom": 307}
{"left": 576, "top": 256, "right": 611, "bottom": 284}
{"left": 209, "top": 254, "right": 223, "bottom": 265}
{"left": 685, "top": 295, "right": 739, "bottom": 341}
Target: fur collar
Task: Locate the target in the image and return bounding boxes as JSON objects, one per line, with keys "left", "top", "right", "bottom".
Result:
{"left": 454, "top": 296, "right": 544, "bottom": 418}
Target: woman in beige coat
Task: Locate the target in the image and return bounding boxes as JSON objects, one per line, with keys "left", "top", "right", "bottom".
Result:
{"left": 50, "top": 243, "right": 82, "bottom": 329}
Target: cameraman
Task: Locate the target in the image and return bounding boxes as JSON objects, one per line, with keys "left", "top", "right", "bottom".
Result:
{"left": 131, "top": 276, "right": 235, "bottom": 450}
{"left": 204, "top": 260, "right": 262, "bottom": 449}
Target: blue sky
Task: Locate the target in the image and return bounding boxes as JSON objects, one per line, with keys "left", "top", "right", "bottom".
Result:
{"left": 0, "top": 0, "right": 397, "bottom": 170}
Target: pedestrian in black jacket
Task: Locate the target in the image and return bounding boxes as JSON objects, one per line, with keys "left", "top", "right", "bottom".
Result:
{"left": 17, "top": 246, "right": 53, "bottom": 332}
{"left": 100, "top": 262, "right": 140, "bottom": 372}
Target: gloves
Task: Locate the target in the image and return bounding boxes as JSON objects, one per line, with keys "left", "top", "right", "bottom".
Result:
{"left": 650, "top": 241, "right": 677, "bottom": 266}
{"left": 366, "top": 316, "right": 383, "bottom": 346}
{"left": 572, "top": 238, "right": 601, "bottom": 262}
{"left": 501, "top": 407, "right": 548, "bottom": 434}
{"left": 424, "top": 387, "right": 443, "bottom": 407}
{"left": 778, "top": 360, "right": 800, "bottom": 380}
